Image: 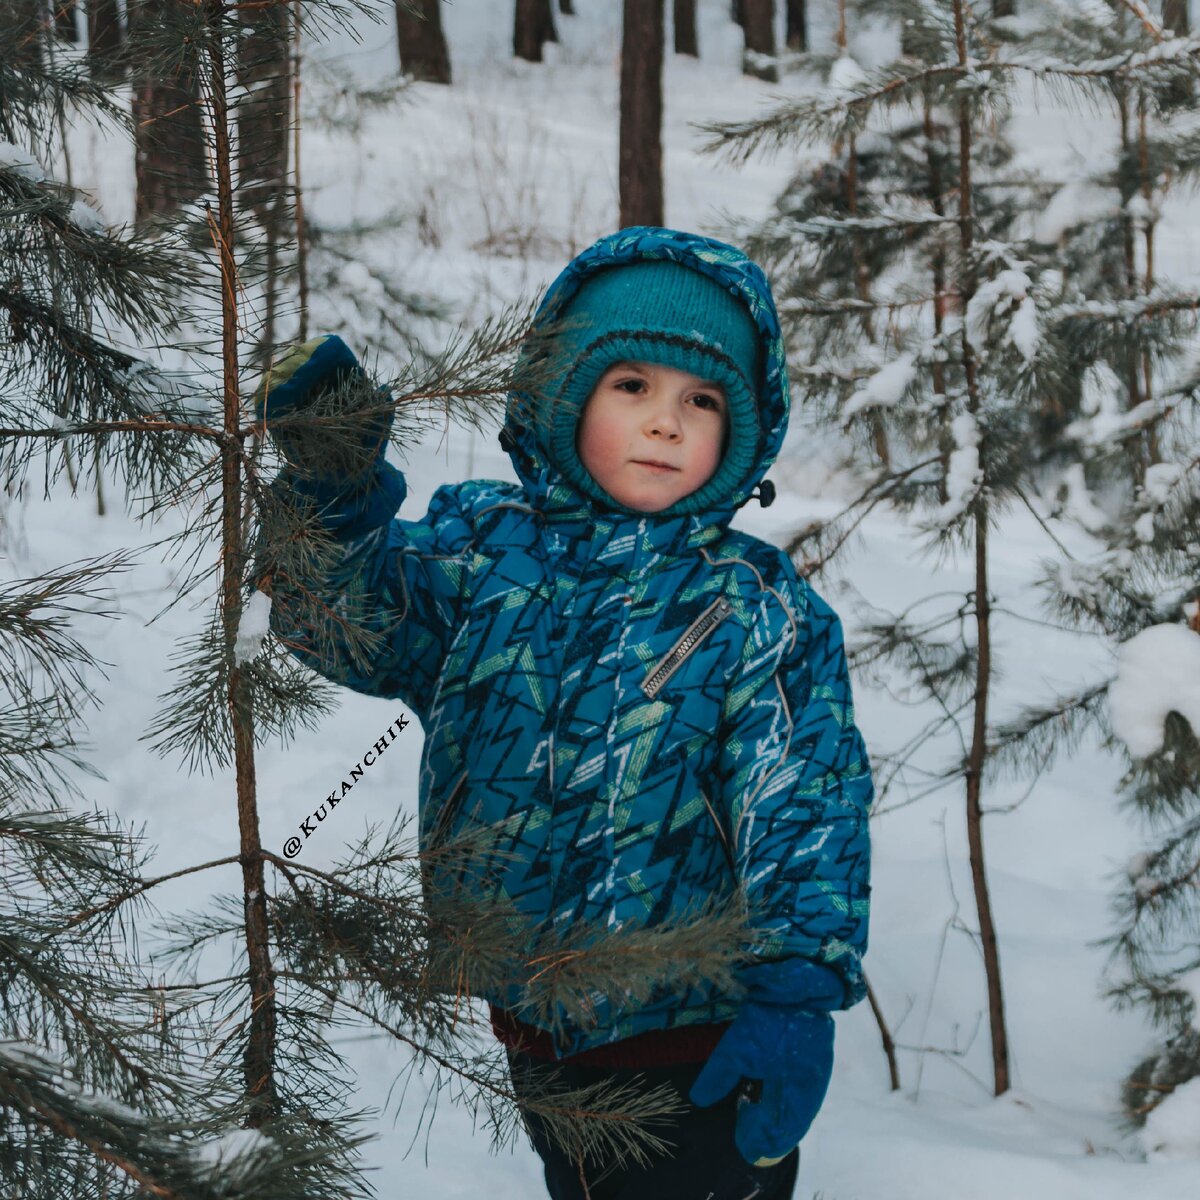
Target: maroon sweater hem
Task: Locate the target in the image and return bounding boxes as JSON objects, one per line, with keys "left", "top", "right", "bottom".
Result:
{"left": 490, "top": 1004, "right": 731, "bottom": 1068}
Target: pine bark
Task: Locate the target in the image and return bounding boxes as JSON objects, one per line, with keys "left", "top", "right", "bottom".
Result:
{"left": 674, "top": 0, "right": 698, "bottom": 56}
{"left": 952, "top": 0, "right": 1009, "bottom": 1100}
{"left": 619, "top": 0, "right": 664, "bottom": 229}
{"left": 131, "top": 1, "right": 209, "bottom": 222}
{"left": 785, "top": 0, "right": 806, "bottom": 51}
{"left": 87, "top": 0, "right": 124, "bottom": 79}
{"left": 540, "top": 0, "right": 559, "bottom": 42}
{"left": 1164, "top": 0, "right": 1188, "bottom": 35}
{"left": 395, "top": 0, "right": 452, "bottom": 84}
{"left": 205, "top": 0, "right": 279, "bottom": 1124}
{"left": 237, "top": 4, "right": 291, "bottom": 216}
{"left": 740, "top": 0, "right": 777, "bottom": 82}
{"left": 514, "top": 0, "right": 549, "bottom": 61}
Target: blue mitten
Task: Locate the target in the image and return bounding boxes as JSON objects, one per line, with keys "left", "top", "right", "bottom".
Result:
{"left": 689, "top": 959, "right": 841, "bottom": 1167}
{"left": 253, "top": 335, "right": 393, "bottom": 481}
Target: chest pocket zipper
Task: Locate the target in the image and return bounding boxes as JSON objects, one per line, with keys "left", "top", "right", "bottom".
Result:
{"left": 641, "top": 597, "right": 734, "bottom": 699}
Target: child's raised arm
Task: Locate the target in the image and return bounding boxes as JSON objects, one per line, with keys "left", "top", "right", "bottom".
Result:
{"left": 251, "top": 336, "right": 473, "bottom": 721}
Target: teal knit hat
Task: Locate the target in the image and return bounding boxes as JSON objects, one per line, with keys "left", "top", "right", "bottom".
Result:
{"left": 537, "top": 260, "right": 762, "bottom": 516}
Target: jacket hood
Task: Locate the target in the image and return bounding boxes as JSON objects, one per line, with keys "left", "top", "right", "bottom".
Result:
{"left": 502, "top": 227, "right": 790, "bottom": 535}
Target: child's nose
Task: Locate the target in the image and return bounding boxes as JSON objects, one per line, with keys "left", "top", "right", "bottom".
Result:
{"left": 644, "top": 400, "right": 682, "bottom": 438}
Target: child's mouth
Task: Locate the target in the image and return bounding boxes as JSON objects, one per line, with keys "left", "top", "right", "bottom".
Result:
{"left": 633, "top": 460, "right": 679, "bottom": 473}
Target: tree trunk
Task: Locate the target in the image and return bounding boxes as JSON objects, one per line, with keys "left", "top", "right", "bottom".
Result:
{"left": 619, "top": 0, "right": 664, "bottom": 229}
{"left": 539, "top": 0, "right": 558, "bottom": 42}
{"left": 514, "top": 0, "right": 543, "bottom": 61}
{"left": 237, "top": 3, "right": 292, "bottom": 373}
{"left": 205, "top": 1, "right": 280, "bottom": 1125}
{"left": 292, "top": 0, "right": 309, "bottom": 342}
{"left": 395, "top": 0, "right": 452, "bottom": 84}
{"left": 741, "top": 0, "right": 777, "bottom": 82}
{"left": 785, "top": 0, "right": 806, "bottom": 50}
{"left": 237, "top": 4, "right": 291, "bottom": 216}
{"left": 55, "top": 0, "right": 80, "bottom": 41}
{"left": 131, "top": 2, "right": 209, "bottom": 223}
{"left": 674, "top": 0, "right": 698, "bottom": 56}
{"left": 952, "top": 0, "right": 1009, "bottom": 1100}
{"left": 87, "top": 0, "right": 124, "bottom": 78}
{"left": 1164, "top": 0, "right": 1188, "bottom": 35}
{"left": 559, "top": 0, "right": 574, "bottom": 12}
{"left": 731, "top": 0, "right": 743, "bottom": 25}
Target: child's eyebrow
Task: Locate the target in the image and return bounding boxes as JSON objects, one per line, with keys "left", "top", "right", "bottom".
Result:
{"left": 605, "top": 361, "right": 725, "bottom": 391}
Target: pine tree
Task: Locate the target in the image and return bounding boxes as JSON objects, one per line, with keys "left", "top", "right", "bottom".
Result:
{"left": 3, "top": 0, "right": 808, "bottom": 1185}
{"left": 130, "top": 0, "right": 209, "bottom": 223}
{"left": 981, "top": 0, "right": 1200, "bottom": 1136}
{"left": 674, "top": 0, "right": 699, "bottom": 57}
{"left": 786, "top": 0, "right": 807, "bottom": 52}
{"left": 1, "top": 4, "right": 333, "bottom": 1194}
{"left": 619, "top": 0, "right": 665, "bottom": 227}
{"left": 741, "top": 0, "right": 778, "bottom": 83}
{"left": 704, "top": 0, "right": 1200, "bottom": 1117}
{"left": 696, "top": 0, "right": 1109, "bottom": 1097}
{"left": 394, "top": 0, "right": 453, "bottom": 85}
{"left": 513, "top": 0, "right": 556, "bottom": 63}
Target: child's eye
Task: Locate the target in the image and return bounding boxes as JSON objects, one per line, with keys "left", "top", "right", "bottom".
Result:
{"left": 691, "top": 393, "right": 723, "bottom": 412}
{"left": 614, "top": 378, "right": 645, "bottom": 393}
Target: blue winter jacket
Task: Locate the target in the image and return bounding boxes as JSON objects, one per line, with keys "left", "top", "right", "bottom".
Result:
{"left": 264, "top": 228, "right": 873, "bottom": 1058}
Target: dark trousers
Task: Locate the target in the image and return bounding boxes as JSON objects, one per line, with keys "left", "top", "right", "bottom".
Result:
{"left": 507, "top": 1047, "right": 800, "bottom": 1200}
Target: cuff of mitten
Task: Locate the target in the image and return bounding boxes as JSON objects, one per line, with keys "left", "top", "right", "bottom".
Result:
{"left": 736, "top": 957, "right": 847, "bottom": 1011}
{"left": 272, "top": 458, "right": 407, "bottom": 541}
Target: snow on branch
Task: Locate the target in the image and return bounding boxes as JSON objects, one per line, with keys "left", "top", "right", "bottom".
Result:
{"left": 1109, "top": 625, "right": 1200, "bottom": 757}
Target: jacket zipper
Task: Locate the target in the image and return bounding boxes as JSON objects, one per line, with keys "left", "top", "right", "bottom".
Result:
{"left": 641, "top": 597, "right": 734, "bottom": 699}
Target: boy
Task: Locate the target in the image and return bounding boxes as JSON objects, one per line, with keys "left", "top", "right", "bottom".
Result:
{"left": 255, "top": 228, "right": 873, "bottom": 1200}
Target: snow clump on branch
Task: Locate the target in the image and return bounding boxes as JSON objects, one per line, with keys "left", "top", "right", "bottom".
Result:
{"left": 1108, "top": 624, "right": 1200, "bottom": 758}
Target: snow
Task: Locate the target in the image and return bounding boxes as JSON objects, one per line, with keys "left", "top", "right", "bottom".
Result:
{"left": 827, "top": 54, "right": 868, "bottom": 96}
{"left": 1108, "top": 625, "right": 1200, "bottom": 758}
{"left": 12, "top": 3, "right": 1200, "bottom": 1196}
{"left": 0, "top": 140, "right": 45, "bottom": 181}
{"left": 1008, "top": 295, "right": 1040, "bottom": 363}
{"left": 842, "top": 353, "right": 917, "bottom": 419}
{"left": 190, "top": 1127, "right": 275, "bottom": 1185}
{"left": 1179, "top": 967, "right": 1200, "bottom": 1035}
{"left": 67, "top": 199, "right": 106, "bottom": 234}
{"left": 1061, "top": 463, "right": 1107, "bottom": 534}
{"left": 930, "top": 412, "right": 982, "bottom": 524}
{"left": 965, "top": 269, "right": 1033, "bottom": 356}
{"left": 1140, "top": 463, "right": 1186, "bottom": 507}
{"left": 1140, "top": 1077, "right": 1200, "bottom": 1162}
{"left": 1032, "top": 178, "right": 1113, "bottom": 244}
{"left": 234, "top": 589, "right": 272, "bottom": 666}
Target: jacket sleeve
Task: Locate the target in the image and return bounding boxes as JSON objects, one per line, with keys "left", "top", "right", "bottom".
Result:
{"left": 256, "top": 456, "right": 474, "bottom": 719}
{"left": 714, "top": 573, "right": 873, "bottom": 1010}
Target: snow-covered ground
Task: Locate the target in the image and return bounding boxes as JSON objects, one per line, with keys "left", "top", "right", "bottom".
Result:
{"left": 8, "top": 2, "right": 1200, "bottom": 1196}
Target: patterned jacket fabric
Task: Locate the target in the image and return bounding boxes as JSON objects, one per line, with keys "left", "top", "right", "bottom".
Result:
{"left": 265, "top": 227, "right": 874, "bottom": 1058}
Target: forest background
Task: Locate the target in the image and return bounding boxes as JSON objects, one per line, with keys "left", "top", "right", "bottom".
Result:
{"left": 3, "top": 1, "right": 1200, "bottom": 1197}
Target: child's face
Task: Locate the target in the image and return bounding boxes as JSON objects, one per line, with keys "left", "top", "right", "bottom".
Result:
{"left": 576, "top": 360, "right": 728, "bottom": 513}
